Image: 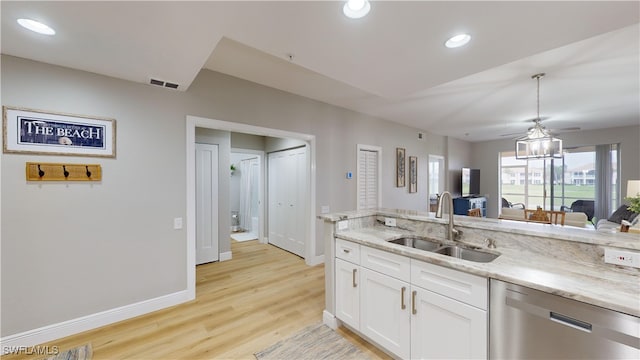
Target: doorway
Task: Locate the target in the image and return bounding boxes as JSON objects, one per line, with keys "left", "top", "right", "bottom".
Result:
{"left": 428, "top": 155, "right": 445, "bottom": 212}
{"left": 230, "top": 149, "right": 263, "bottom": 242}
{"left": 185, "top": 115, "right": 319, "bottom": 299}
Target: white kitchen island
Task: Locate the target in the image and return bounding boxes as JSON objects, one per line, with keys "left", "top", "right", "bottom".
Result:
{"left": 320, "top": 208, "right": 640, "bottom": 359}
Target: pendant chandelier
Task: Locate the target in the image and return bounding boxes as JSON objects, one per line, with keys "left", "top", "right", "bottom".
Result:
{"left": 515, "top": 73, "right": 563, "bottom": 159}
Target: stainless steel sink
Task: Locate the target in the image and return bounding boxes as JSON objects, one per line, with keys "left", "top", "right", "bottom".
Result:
{"left": 388, "top": 237, "right": 442, "bottom": 252}
{"left": 433, "top": 245, "right": 499, "bottom": 263}
{"left": 387, "top": 237, "right": 499, "bottom": 263}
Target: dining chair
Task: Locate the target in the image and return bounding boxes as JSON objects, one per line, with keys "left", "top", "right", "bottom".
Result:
{"left": 548, "top": 210, "right": 566, "bottom": 225}
{"left": 468, "top": 208, "right": 482, "bottom": 217}
{"left": 524, "top": 208, "right": 565, "bottom": 225}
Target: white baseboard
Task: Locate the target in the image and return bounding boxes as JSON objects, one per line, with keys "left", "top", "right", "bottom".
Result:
{"left": 323, "top": 310, "right": 338, "bottom": 330}
{"left": 219, "top": 251, "right": 232, "bottom": 261}
{"left": 306, "top": 254, "right": 324, "bottom": 266}
{"left": 1, "top": 289, "right": 192, "bottom": 348}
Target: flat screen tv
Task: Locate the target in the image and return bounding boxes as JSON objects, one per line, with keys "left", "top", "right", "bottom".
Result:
{"left": 461, "top": 168, "right": 480, "bottom": 197}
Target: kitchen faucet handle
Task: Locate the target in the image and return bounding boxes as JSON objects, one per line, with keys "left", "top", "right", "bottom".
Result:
{"left": 484, "top": 238, "right": 497, "bottom": 249}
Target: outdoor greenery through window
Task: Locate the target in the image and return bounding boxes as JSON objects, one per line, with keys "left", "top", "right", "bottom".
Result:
{"left": 499, "top": 145, "right": 619, "bottom": 221}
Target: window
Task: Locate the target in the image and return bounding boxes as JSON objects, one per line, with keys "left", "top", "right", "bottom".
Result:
{"left": 428, "top": 155, "right": 445, "bottom": 212}
{"left": 500, "top": 144, "right": 619, "bottom": 220}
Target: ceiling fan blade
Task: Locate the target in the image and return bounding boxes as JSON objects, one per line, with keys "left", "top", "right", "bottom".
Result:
{"left": 500, "top": 132, "right": 523, "bottom": 137}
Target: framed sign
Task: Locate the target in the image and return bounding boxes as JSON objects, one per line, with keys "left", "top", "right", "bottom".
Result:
{"left": 396, "top": 147, "right": 405, "bottom": 187}
{"left": 3, "top": 106, "right": 116, "bottom": 158}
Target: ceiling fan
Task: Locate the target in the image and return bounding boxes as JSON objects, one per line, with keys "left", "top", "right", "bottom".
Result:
{"left": 499, "top": 116, "right": 581, "bottom": 138}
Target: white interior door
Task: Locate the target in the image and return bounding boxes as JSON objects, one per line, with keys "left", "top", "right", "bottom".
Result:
{"left": 196, "top": 143, "right": 219, "bottom": 265}
{"left": 268, "top": 146, "right": 307, "bottom": 257}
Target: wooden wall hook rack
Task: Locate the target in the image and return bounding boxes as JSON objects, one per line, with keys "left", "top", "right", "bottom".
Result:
{"left": 26, "top": 162, "right": 102, "bottom": 181}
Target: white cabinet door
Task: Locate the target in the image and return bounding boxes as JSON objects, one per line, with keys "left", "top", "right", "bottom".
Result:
{"left": 335, "top": 258, "right": 360, "bottom": 330}
{"left": 360, "top": 268, "right": 411, "bottom": 359}
{"left": 411, "top": 286, "right": 487, "bottom": 360}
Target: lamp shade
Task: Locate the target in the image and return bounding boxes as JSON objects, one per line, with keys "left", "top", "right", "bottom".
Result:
{"left": 627, "top": 180, "right": 640, "bottom": 198}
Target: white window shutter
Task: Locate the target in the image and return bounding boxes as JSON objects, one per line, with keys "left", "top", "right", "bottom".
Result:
{"left": 358, "top": 149, "right": 379, "bottom": 210}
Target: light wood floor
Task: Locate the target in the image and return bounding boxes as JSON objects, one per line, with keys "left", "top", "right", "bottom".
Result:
{"left": 5, "top": 240, "right": 390, "bottom": 359}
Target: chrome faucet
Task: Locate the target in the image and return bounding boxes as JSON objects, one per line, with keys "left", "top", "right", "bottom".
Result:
{"left": 435, "top": 191, "right": 461, "bottom": 241}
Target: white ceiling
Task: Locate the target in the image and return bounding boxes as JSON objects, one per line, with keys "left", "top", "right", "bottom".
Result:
{"left": 2, "top": 1, "right": 638, "bottom": 142}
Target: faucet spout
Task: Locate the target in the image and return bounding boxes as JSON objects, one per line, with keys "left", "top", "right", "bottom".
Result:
{"left": 435, "top": 191, "right": 459, "bottom": 241}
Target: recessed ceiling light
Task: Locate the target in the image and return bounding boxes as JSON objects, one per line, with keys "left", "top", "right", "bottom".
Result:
{"left": 445, "top": 33, "right": 471, "bottom": 48}
{"left": 17, "top": 18, "right": 55, "bottom": 36}
{"left": 343, "top": 0, "right": 370, "bottom": 19}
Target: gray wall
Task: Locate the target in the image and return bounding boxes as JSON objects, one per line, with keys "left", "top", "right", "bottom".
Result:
{"left": 470, "top": 125, "right": 640, "bottom": 218}
{"left": 265, "top": 137, "right": 306, "bottom": 153}
{"left": 1, "top": 55, "right": 449, "bottom": 336}
{"left": 230, "top": 132, "right": 265, "bottom": 151}
{"left": 1, "top": 56, "right": 189, "bottom": 336}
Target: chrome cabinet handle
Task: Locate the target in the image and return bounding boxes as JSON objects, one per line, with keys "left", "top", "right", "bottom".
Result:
{"left": 343, "top": 248, "right": 350, "bottom": 253}
{"left": 412, "top": 290, "right": 417, "bottom": 315}
{"left": 352, "top": 269, "right": 357, "bottom": 287}
{"left": 401, "top": 287, "right": 407, "bottom": 310}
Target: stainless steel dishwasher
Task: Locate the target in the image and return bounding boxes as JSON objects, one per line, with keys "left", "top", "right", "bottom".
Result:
{"left": 490, "top": 279, "right": 640, "bottom": 359}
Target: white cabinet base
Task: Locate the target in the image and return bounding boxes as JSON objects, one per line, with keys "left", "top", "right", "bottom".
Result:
{"left": 333, "top": 240, "right": 488, "bottom": 360}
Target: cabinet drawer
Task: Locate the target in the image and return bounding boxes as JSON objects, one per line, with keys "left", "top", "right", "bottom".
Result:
{"left": 361, "top": 246, "right": 410, "bottom": 282}
{"left": 411, "top": 259, "right": 487, "bottom": 309}
{"left": 336, "top": 238, "right": 361, "bottom": 264}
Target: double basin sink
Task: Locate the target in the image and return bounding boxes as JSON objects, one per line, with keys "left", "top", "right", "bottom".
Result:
{"left": 388, "top": 236, "right": 499, "bottom": 263}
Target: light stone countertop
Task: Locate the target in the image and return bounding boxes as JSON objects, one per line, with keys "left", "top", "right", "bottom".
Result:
{"left": 335, "top": 226, "right": 640, "bottom": 317}
{"left": 320, "top": 208, "right": 640, "bottom": 250}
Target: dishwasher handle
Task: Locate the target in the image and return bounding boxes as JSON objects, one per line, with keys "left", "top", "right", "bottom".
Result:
{"left": 550, "top": 311, "right": 592, "bottom": 333}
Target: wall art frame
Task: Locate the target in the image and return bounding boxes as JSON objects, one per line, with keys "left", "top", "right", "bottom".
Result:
{"left": 396, "top": 147, "right": 406, "bottom": 187}
{"left": 3, "top": 106, "right": 116, "bottom": 158}
{"left": 409, "top": 155, "right": 417, "bottom": 193}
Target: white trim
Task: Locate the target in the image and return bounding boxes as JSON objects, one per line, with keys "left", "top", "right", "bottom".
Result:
{"left": 323, "top": 310, "right": 339, "bottom": 330}
{"left": 0, "top": 290, "right": 190, "bottom": 348}
{"left": 186, "top": 115, "right": 317, "bottom": 283}
{"left": 306, "top": 254, "right": 325, "bottom": 267}
{"left": 219, "top": 251, "right": 232, "bottom": 262}
{"left": 356, "top": 144, "right": 382, "bottom": 210}
{"left": 186, "top": 118, "right": 197, "bottom": 300}
{"left": 305, "top": 137, "right": 317, "bottom": 266}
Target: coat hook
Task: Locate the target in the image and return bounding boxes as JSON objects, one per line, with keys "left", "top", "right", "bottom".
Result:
{"left": 38, "top": 164, "right": 45, "bottom": 178}
{"left": 86, "top": 166, "right": 92, "bottom": 178}
{"left": 63, "top": 165, "right": 70, "bottom": 178}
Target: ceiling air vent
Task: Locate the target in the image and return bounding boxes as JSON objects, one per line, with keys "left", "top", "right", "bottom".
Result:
{"left": 148, "top": 77, "right": 180, "bottom": 90}
{"left": 149, "top": 78, "right": 164, "bottom": 86}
